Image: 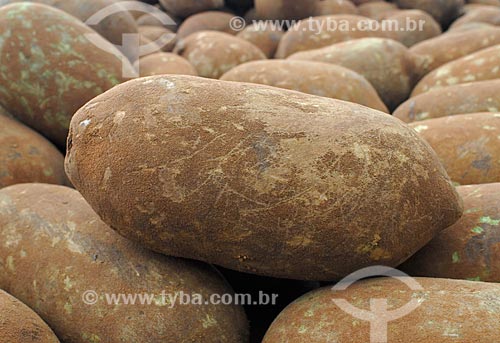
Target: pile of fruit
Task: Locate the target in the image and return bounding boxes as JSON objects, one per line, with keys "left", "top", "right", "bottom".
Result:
{"left": 0, "top": 0, "right": 499, "bottom": 342}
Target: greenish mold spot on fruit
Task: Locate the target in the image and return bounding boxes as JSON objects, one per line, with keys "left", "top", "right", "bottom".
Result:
{"left": 452, "top": 251, "right": 460, "bottom": 264}
{"left": 64, "top": 302, "right": 73, "bottom": 314}
{"left": 6, "top": 255, "right": 15, "bottom": 271}
{"left": 82, "top": 333, "right": 101, "bottom": 343}
{"left": 466, "top": 276, "right": 481, "bottom": 281}
{"left": 479, "top": 216, "right": 500, "bottom": 225}
{"left": 471, "top": 226, "right": 484, "bottom": 234}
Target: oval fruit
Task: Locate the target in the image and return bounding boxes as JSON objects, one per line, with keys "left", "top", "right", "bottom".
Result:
{"left": 138, "top": 52, "right": 197, "bottom": 77}
{"left": 220, "top": 60, "right": 388, "bottom": 112}
{"left": 275, "top": 15, "right": 387, "bottom": 58}
{"left": 410, "top": 27, "right": 500, "bottom": 73}
{"left": 65, "top": 75, "right": 463, "bottom": 281}
{"left": 177, "top": 11, "right": 238, "bottom": 39}
{"left": 0, "top": 3, "right": 132, "bottom": 148}
{"left": 0, "top": 0, "right": 138, "bottom": 58}
{"left": 412, "top": 44, "right": 500, "bottom": 96}
{"left": 0, "top": 184, "right": 249, "bottom": 343}
{"left": 409, "top": 113, "right": 500, "bottom": 185}
{"left": 393, "top": 80, "right": 500, "bottom": 122}
{"left": 0, "top": 113, "right": 68, "bottom": 188}
{"left": 263, "top": 277, "right": 500, "bottom": 342}
{"left": 402, "top": 183, "right": 500, "bottom": 282}
{"left": 289, "top": 37, "right": 425, "bottom": 110}
{"left": 175, "top": 31, "right": 266, "bottom": 78}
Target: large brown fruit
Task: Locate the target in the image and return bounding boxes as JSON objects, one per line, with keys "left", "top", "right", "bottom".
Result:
{"left": 289, "top": 37, "right": 425, "bottom": 110}
{"left": 409, "top": 113, "right": 500, "bottom": 185}
{"left": 393, "top": 80, "right": 500, "bottom": 122}
{"left": 412, "top": 44, "right": 500, "bottom": 96}
{"left": 263, "top": 278, "right": 500, "bottom": 342}
{"left": 410, "top": 27, "right": 500, "bottom": 73}
{"left": 220, "top": 60, "right": 389, "bottom": 112}
{"left": 0, "top": 3, "right": 132, "bottom": 148}
{"left": 0, "top": 0, "right": 138, "bottom": 58}
{"left": 275, "top": 15, "right": 388, "bottom": 58}
{"left": 0, "top": 184, "right": 249, "bottom": 343}
{"left": 0, "top": 290, "right": 60, "bottom": 343}
{"left": 0, "top": 113, "right": 68, "bottom": 188}
{"left": 65, "top": 75, "right": 462, "bottom": 281}
{"left": 401, "top": 183, "right": 500, "bottom": 282}
{"left": 175, "top": 31, "right": 266, "bottom": 78}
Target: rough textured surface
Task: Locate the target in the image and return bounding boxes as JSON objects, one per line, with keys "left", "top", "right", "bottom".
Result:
{"left": 0, "top": 0, "right": 138, "bottom": 59}
{"left": 236, "top": 23, "right": 284, "bottom": 58}
{"left": 0, "top": 3, "right": 132, "bottom": 148}
{"left": 412, "top": 44, "right": 500, "bottom": 96}
{"left": 0, "top": 114, "right": 68, "bottom": 188}
{"left": 159, "top": 0, "right": 224, "bottom": 18}
{"left": 177, "top": 11, "right": 238, "bottom": 39}
{"left": 175, "top": 31, "right": 266, "bottom": 79}
{"left": 138, "top": 52, "right": 197, "bottom": 77}
{"left": 220, "top": 60, "right": 388, "bottom": 112}
{"left": 289, "top": 38, "right": 425, "bottom": 110}
{"left": 410, "top": 27, "right": 500, "bottom": 73}
{"left": 0, "top": 184, "right": 249, "bottom": 343}
{"left": 402, "top": 183, "right": 500, "bottom": 282}
{"left": 393, "top": 80, "right": 500, "bottom": 122}
{"left": 262, "top": 278, "right": 500, "bottom": 342}
{"left": 409, "top": 113, "right": 500, "bottom": 185}
{"left": 0, "top": 290, "right": 60, "bottom": 343}
{"left": 395, "top": 0, "right": 465, "bottom": 27}
{"left": 275, "top": 15, "right": 388, "bottom": 58}
{"left": 65, "top": 75, "right": 462, "bottom": 281}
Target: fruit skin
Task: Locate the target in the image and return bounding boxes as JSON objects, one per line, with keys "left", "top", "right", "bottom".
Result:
{"left": 401, "top": 183, "right": 500, "bottom": 282}
{"left": 393, "top": 80, "right": 500, "bottom": 122}
{"left": 0, "top": 0, "right": 138, "bottom": 59}
{"left": 0, "top": 112, "right": 69, "bottom": 189}
{"left": 289, "top": 38, "right": 426, "bottom": 111}
{"left": 0, "top": 289, "right": 60, "bottom": 343}
{"left": 220, "top": 60, "right": 389, "bottom": 112}
{"left": 0, "top": 3, "right": 132, "bottom": 148}
{"left": 174, "top": 31, "right": 266, "bottom": 79}
{"left": 409, "top": 113, "right": 500, "bottom": 185}
{"left": 412, "top": 44, "right": 500, "bottom": 96}
{"left": 65, "top": 75, "right": 463, "bottom": 281}
{"left": 275, "top": 15, "right": 389, "bottom": 58}
{"left": 0, "top": 183, "right": 249, "bottom": 343}
{"left": 177, "top": 11, "right": 238, "bottom": 39}
{"left": 410, "top": 27, "right": 500, "bottom": 74}
{"left": 262, "top": 277, "right": 500, "bottom": 342}
{"left": 138, "top": 52, "right": 197, "bottom": 77}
